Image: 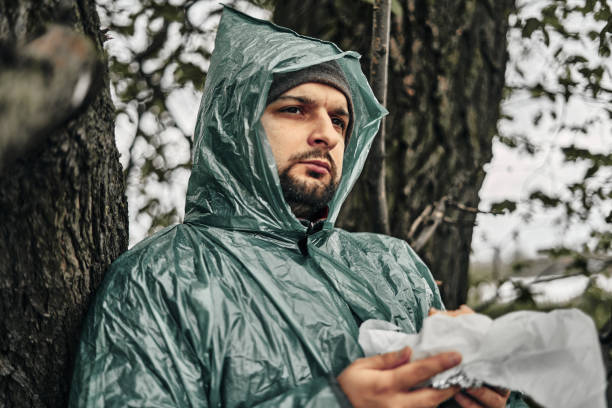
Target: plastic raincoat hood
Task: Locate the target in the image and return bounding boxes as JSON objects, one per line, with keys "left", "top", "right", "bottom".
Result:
{"left": 183, "top": 8, "right": 385, "bottom": 236}
{"left": 70, "top": 8, "right": 525, "bottom": 408}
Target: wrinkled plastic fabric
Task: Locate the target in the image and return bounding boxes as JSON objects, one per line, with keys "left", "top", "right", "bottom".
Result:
{"left": 360, "top": 310, "right": 605, "bottom": 407}
{"left": 69, "top": 8, "right": 517, "bottom": 408}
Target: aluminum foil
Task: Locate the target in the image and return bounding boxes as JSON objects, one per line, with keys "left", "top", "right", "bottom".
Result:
{"left": 430, "top": 369, "right": 483, "bottom": 389}
{"left": 358, "top": 310, "right": 607, "bottom": 408}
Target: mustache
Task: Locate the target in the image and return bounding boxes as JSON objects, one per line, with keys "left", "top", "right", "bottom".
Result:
{"left": 288, "top": 150, "right": 336, "bottom": 173}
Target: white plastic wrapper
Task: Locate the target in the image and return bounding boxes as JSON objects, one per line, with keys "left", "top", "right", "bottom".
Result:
{"left": 359, "top": 309, "right": 606, "bottom": 408}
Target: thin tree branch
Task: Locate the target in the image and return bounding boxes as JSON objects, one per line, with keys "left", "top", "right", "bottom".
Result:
{"left": 367, "top": 0, "right": 391, "bottom": 235}
{"left": 412, "top": 198, "right": 447, "bottom": 252}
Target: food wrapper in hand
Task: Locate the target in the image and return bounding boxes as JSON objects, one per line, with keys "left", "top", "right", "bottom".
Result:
{"left": 358, "top": 309, "right": 606, "bottom": 408}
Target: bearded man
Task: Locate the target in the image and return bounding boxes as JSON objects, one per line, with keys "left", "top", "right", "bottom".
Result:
{"left": 70, "top": 8, "right": 525, "bottom": 408}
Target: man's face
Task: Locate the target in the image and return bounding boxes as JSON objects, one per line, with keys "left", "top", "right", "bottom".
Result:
{"left": 261, "top": 82, "right": 349, "bottom": 219}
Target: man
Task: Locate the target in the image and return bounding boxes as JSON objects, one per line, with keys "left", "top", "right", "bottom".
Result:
{"left": 70, "top": 8, "right": 524, "bottom": 407}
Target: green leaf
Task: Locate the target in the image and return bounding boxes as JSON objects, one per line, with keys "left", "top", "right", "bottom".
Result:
{"left": 584, "top": 164, "right": 600, "bottom": 179}
{"left": 532, "top": 111, "right": 543, "bottom": 126}
{"left": 497, "top": 135, "right": 517, "bottom": 148}
{"left": 113, "top": 23, "right": 136, "bottom": 37}
{"left": 522, "top": 17, "right": 541, "bottom": 38}
{"left": 541, "top": 26, "right": 550, "bottom": 46}
{"left": 175, "top": 62, "right": 207, "bottom": 89}
{"left": 490, "top": 200, "right": 517, "bottom": 215}
{"left": 537, "top": 246, "right": 572, "bottom": 258}
{"left": 529, "top": 191, "right": 561, "bottom": 208}
{"left": 587, "top": 30, "right": 600, "bottom": 41}
{"left": 565, "top": 55, "right": 588, "bottom": 64}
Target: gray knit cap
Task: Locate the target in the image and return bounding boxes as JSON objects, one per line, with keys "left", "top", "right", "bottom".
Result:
{"left": 267, "top": 60, "right": 354, "bottom": 142}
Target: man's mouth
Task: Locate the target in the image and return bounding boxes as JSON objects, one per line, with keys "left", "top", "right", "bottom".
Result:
{"left": 299, "top": 160, "right": 331, "bottom": 175}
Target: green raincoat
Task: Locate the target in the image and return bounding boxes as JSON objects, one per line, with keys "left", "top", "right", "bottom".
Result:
{"left": 70, "top": 8, "right": 526, "bottom": 407}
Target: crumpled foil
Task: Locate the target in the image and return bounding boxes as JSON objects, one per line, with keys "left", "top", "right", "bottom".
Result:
{"left": 358, "top": 309, "right": 606, "bottom": 408}
{"left": 430, "top": 368, "right": 483, "bottom": 389}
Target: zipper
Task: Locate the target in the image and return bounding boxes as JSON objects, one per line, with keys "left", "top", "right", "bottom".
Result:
{"left": 298, "top": 219, "right": 325, "bottom": 256}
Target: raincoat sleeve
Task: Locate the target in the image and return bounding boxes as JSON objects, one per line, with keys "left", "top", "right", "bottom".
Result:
{"left": 507, "top": 392, "right": 529, "bottom": 408}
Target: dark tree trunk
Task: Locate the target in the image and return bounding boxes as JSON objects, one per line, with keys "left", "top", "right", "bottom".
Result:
{"left": 274, "top": 0, "right": 514, "bottom": 308}
{"left": 0, "top": 1, "right": 128, "bottom": 407}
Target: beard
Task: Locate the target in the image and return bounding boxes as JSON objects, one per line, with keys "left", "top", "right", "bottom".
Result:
{"left": 279, "top": 151, "right": 339, "bottom": 221}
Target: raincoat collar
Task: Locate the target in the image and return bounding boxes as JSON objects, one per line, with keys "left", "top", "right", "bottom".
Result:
{"left": 184, "top": 7, "right": 387, "bottom": 239}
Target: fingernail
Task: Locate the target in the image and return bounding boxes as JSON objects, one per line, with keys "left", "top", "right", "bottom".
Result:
{"left": 444, "top": 352, "right": 462, "bottom": 367}
{"left": 397, "top": 346, "right": 410, "bottom": 360}
{"left": 455, "top": 392, "right": 468, "bottom": 402}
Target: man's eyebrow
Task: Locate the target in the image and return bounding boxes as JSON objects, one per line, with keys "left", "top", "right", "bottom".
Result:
{"left": 332, "top": 108, "right": 349, "bottom": 117}
{"left": 276, "top": 95, "right": 349, "bottom": 117}
{"left": 275, "top": 95, "right": 315, "bottom": 104}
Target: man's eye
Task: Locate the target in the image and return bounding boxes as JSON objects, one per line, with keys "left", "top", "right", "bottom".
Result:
{"left": 280, "top": 106, "right": 302, "bottom": 114}
{"left": 332, "top": 117, "right": 346, "bottom": 130}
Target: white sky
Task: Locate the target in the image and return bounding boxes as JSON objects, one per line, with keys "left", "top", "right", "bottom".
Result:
{"left": 471, "top": 1, "right": 611, "bottom": 262}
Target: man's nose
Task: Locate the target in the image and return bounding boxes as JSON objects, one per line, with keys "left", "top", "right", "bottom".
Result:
{"left": 307, "top": 112, "right": 342, "bottom": 150}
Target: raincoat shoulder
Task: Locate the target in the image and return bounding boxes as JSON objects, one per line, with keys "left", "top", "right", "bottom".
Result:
{"left": 69, "top": 224, "right": 212, "bottom": 407}
{"left": 321, "top": 229, "right": 443, "bottom": 331}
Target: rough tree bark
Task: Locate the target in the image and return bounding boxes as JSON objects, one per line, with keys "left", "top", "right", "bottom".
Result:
{"left": 0, "top": 1, "right": 128, "bottom": 407}
{"left": 274, "top": 0, "right": 514, "bottom": 308}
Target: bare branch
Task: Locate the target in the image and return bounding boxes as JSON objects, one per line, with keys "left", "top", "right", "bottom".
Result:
{"left": 366, "top": 0, "right": 391, "bottom": 235}
{"left": 412, "top": 198, "right": 447, "bottom": 252}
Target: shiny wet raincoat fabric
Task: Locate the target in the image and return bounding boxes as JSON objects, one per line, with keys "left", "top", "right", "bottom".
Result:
{"left": 70, "top": 8, "right": 524, "bottom": 407}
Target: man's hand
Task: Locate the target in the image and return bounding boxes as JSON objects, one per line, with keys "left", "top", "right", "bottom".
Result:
{"left": 428, "top": 304, "right": 474, "bottom": 317}
{"left": 455, "top": 387, "right": 510, "bottom": 408}
{"left": 428, "top": 305, "right": 511, "bottom": 408}
{"left": 337, "top": 346, "right": 462, "bottom": 407}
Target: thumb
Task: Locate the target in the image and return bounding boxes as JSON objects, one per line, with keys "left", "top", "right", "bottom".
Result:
{"left": 359, "top": 346, "right": 412, "bottom": 370}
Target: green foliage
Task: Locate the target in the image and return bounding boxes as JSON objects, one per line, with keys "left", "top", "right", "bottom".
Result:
{"left": 97, "top": 0, "right": 262, "bottom": 238}
{"left": 499, "top": 0, "right": 611, "bottom": 263}
{"left": 528, "top": 190, "right": 561, "bottom": 208}
{"left": 489, "top": 199, "right": 518, "bottom": 214}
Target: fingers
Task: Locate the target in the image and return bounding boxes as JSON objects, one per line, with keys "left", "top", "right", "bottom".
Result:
{"left": 466, "top": 387, "right": 509, "bottom": 407}
{"left": 392, "top": 386, "right": 460, "bottom": 408}
{"left": 455, "top": 392, "right": 484, "bottom": 408}
{"left": 391, "top": 351, "right": 462, "bottom": 389}
{"left": 456, "top": 387, "right": 510, "bottom": 408}
{"left": 357, "top": 346, "right": 412, "bottom": 370}
{"left": 490, "top": 386, "right": 511, "bottom": 398}
{"left": 458, "top": 304, "right": 474, "bottom": 314}
{"left": 428, "top": 304, "right": 474, "bottom": 317}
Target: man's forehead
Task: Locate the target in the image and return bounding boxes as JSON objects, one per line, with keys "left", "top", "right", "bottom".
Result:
{"left": 266, "top": 61, "right": 355, "bottom": 141}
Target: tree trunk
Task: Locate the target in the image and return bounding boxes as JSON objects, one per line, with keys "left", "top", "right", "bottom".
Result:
{"left": 0, "top": 1, "right": 128, "bottom": 407}
{"left": 274, "top": 0, "right": 514, "bottom": 308}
